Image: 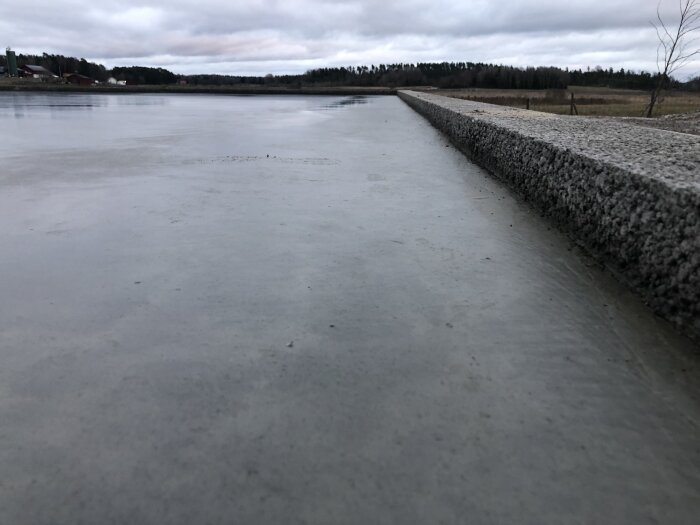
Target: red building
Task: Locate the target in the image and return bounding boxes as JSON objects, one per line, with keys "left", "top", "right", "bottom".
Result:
{"left": 64, "top": 73, "right": 95, "bottom": 86}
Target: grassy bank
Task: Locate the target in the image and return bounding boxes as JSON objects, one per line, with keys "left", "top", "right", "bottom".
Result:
{"left": 430, "top": 85, "right": 700, "bottom": 117}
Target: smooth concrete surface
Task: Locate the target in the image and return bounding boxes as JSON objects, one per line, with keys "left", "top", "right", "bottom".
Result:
{"left": 0, "top": 93, "right": 699, "bottom": 524}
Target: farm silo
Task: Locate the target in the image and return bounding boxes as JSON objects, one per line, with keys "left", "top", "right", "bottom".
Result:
{"left": 6, "top": 48, "right": 17, "bottom": 76}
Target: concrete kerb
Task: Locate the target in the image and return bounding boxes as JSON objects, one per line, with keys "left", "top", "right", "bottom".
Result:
{"left": 398, "top": 90, "right": 700, "bottom": 343}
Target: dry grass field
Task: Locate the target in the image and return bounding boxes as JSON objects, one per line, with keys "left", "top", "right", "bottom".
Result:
{"left": 430, "top": 85, "right": 700, "bottom": 118}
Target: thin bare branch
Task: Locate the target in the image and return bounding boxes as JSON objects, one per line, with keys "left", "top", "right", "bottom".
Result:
{"left": 676, "top": 48, "right": 700, "bottom": 61}
{"left": 646, "top": 0, "right": 700, "bottom": 116}
{"left": 658, "top": 5, "right": 675, "bottom": 41}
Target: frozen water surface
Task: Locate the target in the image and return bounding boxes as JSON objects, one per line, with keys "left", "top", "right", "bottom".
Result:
{"left": 0, "top": 93, "right": 699, "bottom": 524}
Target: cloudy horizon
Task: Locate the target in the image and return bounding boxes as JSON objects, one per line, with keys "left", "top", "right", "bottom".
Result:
{"left": 2, "top": 0, "right": 699, "bottom": 79}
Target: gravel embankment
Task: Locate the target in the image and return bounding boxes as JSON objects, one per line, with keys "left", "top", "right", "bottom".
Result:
{"left": 399, "top": 90, "right": 700, "bottom": 341}
{"left": 614, "top": 111, "right": 700, "bottom": 137}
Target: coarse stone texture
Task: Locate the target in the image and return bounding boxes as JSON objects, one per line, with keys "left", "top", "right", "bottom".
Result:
{"left": 612, "top": 111, "right": 700, "bottom": 137}
{"left": 399, "top": 90, "right": 700, "bottom": 342}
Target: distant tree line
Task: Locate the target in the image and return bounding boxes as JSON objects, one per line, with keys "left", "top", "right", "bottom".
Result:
{"left": 0, "top": 53, "right": 109, "bottom": 80}
{"left": 301, "top": 63, "right": 570, "bottom": 89}
{"left": 685, "top": 75, "right": 700, "bottom": 90}
{"left": 185, "top": 63, "right": 572, "bottom": 90}
{"left": 2, "top": 52, "right": 696, "bottom": 91}
{"left": 185, "top": 72, "right": 315, "bottom": 87}
{"left": 0, "top": 53, "right": 176, "bottom": 84}
{"left": 568, "top": 67, "right": 663, "bottom": 90}
{"left": 185, "top": 63, "right": 688, "bottom": 91}
{"left": 111, "top": 66, "right": 177, "bottom": 85}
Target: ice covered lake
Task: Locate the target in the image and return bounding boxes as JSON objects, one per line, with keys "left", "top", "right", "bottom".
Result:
{"left": 1, "top": 92, "right": 698, "bottom": 524}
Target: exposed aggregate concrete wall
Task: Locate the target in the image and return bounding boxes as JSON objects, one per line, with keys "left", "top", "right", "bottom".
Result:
{"left": 399, "top": 90, "right": 700, "bottom": 342}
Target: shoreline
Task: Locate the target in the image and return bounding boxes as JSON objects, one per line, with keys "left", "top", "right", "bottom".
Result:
{"left": 398, "top": 89, "right": 700, "bottom": 342}
{"left": 0, "top": 83, "right": 396, "bottom": 96}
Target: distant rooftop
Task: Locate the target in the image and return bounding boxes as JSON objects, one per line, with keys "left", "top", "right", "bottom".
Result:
{"left": 22, "top": 64, "right": 56, "bottom": 76}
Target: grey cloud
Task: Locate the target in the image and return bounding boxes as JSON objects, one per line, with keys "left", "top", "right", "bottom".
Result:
{"left": 1, "top": 0, "right": 697, "bottom": 77}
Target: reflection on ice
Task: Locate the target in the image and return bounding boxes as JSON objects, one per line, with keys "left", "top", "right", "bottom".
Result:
{"left": 320, "top": 95, "right": 368, "bottom": 110}
{"left": 0, "top": 92, "right": 168, "bottom": 118}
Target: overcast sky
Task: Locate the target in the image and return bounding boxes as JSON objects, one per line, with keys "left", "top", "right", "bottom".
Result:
{"left": 2, "top": 0, "right": 699, "bottom": 78}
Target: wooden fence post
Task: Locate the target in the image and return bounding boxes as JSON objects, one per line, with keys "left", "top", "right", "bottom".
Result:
{"left": 570, "top": 93, "right": 578, "bottom": 116}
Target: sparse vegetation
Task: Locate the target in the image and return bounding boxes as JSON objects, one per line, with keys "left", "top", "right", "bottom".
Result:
{"left": 433, "top": 86, "right": 700, "bottom": 117}
{"left": 647, "top": 0, "right": 700, "bottom": 116}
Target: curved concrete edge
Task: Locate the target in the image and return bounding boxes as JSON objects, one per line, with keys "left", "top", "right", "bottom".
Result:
{"left": 398, "top": 90, "right": 700, "bottom": 343}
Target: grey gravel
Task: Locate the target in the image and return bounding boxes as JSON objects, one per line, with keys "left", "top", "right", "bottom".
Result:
{"left": 612, "top": 110, "right": 700, "bottom": 137}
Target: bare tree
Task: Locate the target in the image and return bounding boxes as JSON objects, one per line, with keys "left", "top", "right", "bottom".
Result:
{"left": 646, "top": 0, "right": 700, "bottom": 117}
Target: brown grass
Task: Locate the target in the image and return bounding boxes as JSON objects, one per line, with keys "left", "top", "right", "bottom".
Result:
{"left": 428, "top": 86, "right": 700, "bottom": 117}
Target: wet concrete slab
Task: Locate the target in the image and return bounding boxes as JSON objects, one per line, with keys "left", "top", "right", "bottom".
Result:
{"left": 0, "top": 93, "right": 699, "bottom": 524}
